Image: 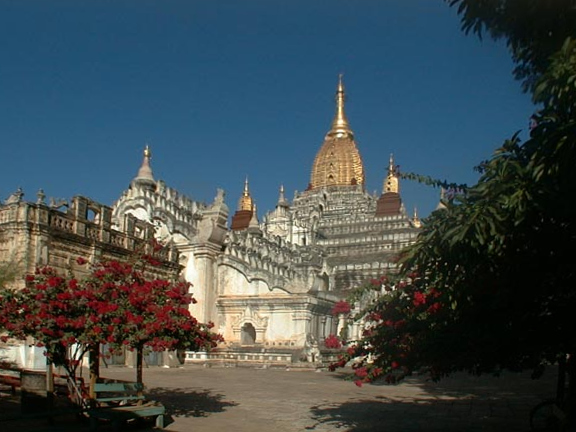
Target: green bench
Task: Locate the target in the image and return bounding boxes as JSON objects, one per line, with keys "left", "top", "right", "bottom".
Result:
{"left": 0, "top": 371, "right": 20, "bottom": 395}
{"left": 88, "top": 382, "right": 165, "bottom": 431}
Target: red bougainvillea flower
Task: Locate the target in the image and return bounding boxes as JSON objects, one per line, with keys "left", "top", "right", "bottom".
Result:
{"left": 413, "top": 291, "right": 427, "bottom": 307}
{"left": 347, "top": 345, "right": 358, "bottom": 356}
{"left": 331, "top": 300, "right": 351, "bottom": 316}
{"left": 427, "top": 302, "right": 442, "bottom": 314}
{"left": 324, "top": 334, "right": 342, "bottom": 349}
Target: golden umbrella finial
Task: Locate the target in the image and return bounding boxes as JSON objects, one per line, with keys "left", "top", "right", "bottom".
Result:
{"left": 238, "top": 177, "right": 254, "bottom": 211}
{"left": 327, "top": 74, "right": 353, "bottom": 138}
{"left": 383, "top": 154, "right": 399, "bottom": 194}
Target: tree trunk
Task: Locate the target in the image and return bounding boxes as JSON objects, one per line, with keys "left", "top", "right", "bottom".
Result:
{"left": 136, "top": 346, "right": 144, "bottom": 399}
{"left": 565, "top": 352, "right": 576, "bottom": 427}
{"left": 136, "top": 346, "right": 143, "bottom": 384}
{"left": 46, "top": 359, "right": 54, "bottom": 394}
{"left": 88, "top": 344, "right": 100, "bottom": 399}
{"left": 46, "top": 359, "right": 54, "bottom": 422}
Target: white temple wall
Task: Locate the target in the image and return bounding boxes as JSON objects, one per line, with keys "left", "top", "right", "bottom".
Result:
{"left": 265, "top": 307, "right": 300, "bottom": 343}
{"left": 218, "top": 265, "right": 272, "bottom": 296}
{"left": 180, "top": 249, "right": 204, "bottom": 320}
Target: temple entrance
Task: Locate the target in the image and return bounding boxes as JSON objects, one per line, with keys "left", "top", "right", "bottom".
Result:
{"left": 241, "top": 323, "right": 256, "bottom": 345}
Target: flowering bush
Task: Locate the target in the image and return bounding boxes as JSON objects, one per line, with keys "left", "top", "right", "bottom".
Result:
{"left": 331, "top": 300, "right": 351, "bottom": 316}
{"left": 0, "top": 244, "right": 223, "bottom": 384}
{"left": 324, "top": 334, "right": 342, "bottom": 349}
{"left": 328, "top": 271, "right": 446, "bottom": 386}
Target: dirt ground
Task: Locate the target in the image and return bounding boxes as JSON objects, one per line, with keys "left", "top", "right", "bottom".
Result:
{"left": 0, "top": 364, "right": 560, "bottom": 432}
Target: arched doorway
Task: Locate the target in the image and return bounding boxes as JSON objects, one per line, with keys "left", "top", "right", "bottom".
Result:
{"left": 241, "top": 323, "right": 257, "bottom": 345}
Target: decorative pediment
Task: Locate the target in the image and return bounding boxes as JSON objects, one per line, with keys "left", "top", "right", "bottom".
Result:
{"left": 231, "top": 304, "right": 269, "bottom": 332}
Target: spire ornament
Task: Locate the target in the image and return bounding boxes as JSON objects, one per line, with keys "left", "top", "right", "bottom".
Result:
{"left": 249, "top": 203, "right": 259, "bottom": 229}
{"left": 326, "top": 74, "right": 353, "bottom": 139}
{"left": 310, "top": 76, "right": 365, "bottom": 189}
{"left": 135, "top": 144, "right": 155, "bottom": 184}
{"left": 238, "top": 177, "right": 254, "bottom": 211}
{"left": 412, "top": 207, "right": 422, "bottom": 228}
{"left": 383, "top": 154, "right": 399, "bottom": 194}
{"left": 277, "top": 184, "right": 289, "bottom": 208}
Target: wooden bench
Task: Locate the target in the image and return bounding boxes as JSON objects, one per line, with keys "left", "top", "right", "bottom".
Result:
{"left": 88, "top": 382, "right": 165, "bottom": 431}
{"left": 0, "top": 370, "right": 20, "bottom": 395}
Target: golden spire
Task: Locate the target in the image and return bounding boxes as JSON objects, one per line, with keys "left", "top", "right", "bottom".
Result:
{"left": 383, "top": 154, "right": 399, "bottom": 194}
{"left": 412, "top": 207, "right": 422, "bottom": 228}
{"left": 310, "top": 76, "right": 364, "bottom": 189}
{"left": 326, "top": 74, "right": 353, "bottom": 139}
{"left": 238, "top": 177, "right": 254, "bottom": 211}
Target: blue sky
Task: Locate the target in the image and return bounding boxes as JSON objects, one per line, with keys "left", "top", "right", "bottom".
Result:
{"left": 0, "top": 0, "right": 535, "bottom": 219}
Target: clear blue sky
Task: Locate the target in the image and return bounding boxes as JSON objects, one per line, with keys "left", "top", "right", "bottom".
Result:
{"left": 0, "top": 0, "right": 535, "bottom": 219}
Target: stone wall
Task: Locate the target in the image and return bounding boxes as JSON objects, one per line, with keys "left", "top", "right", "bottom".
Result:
{"left": 0, "top": 193, "right": 181, "bottom": 369}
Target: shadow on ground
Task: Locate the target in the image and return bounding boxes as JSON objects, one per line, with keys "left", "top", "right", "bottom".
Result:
{"left": 305, "top": 397, "right": 530, "bottom": 432}
{"left": 147, "top": 386, "right": 238, "bottom": 418}
{"left": 0, "top": 387, "right": 238, "bottom": 431}
{"left": 312, "top": 369, "right": 560, "bottom": 432}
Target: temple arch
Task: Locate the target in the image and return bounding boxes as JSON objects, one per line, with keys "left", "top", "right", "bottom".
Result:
{"left": 241, "top": 323, "right": 257, "bottom": 345}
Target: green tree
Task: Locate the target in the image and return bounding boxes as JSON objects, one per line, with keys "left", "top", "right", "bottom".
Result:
{"left": 331, "top": 1, "right": 576, "bottom": 421}
{"left": 0, "top": 253, "right": 223, "bottom": 398}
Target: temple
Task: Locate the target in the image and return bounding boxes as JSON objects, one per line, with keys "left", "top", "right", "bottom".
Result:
{"left": 0, "top": 77, "right": 421, "bottom": 368}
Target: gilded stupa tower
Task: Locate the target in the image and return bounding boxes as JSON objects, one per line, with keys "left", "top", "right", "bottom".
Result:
{"left": 376, "top": 154, "right": 403, "bottom": 216}
{"left": 231, "top": 177, "right": 255, "bottom": 231}
{"left": 309, "top": 75, "right": 365, "bottom": 190}
{"left": 263, "top": 75, "right": 420, "bottom": 291}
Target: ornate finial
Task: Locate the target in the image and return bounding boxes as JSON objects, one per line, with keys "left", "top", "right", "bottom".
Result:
{"left": 36, "top": 189, "right": 46, "bottom": 205}
{"left": 238, "top": 177, "right": 254, "bottom": 211}
{"left": 249, "top": 203, "right": 259, "bottom": 227}
{"left": 5, "top": 187, "right": 24, "bottom": 204}
{"left": 326, "top": 74, "right": 353, "bottom": 139}
{"left": 436, "top": 188, "right": 448, "bottom": 211}
{"left": 277, "top": 184, "right": 289, "bottom": 208}
{"left": 49, "top": 197, "right": 68, "bottom": 209}
{"left": 247, "top": 203, "right": 263, "bottom": 234}
{"left": 383, "top": 154, "right": 399, "bottom": 194}
{"left": 134, "top": 145, "right": 155, "bottom": 185}
{"left": 214, "top": 188, "right": 225, "bottom": 204}
{"left": 337, "top": 73, "right": 344, "bottom": 93}
{"left": 412, "top": 207, "right": 422, "bottom": 228}
{"left": 243, "top": 177, "right": 249, "bottom": 195}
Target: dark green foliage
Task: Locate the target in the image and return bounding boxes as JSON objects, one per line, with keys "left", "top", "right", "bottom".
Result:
{"left": 333, "top": 8, "right": 576, "bottom": 389}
